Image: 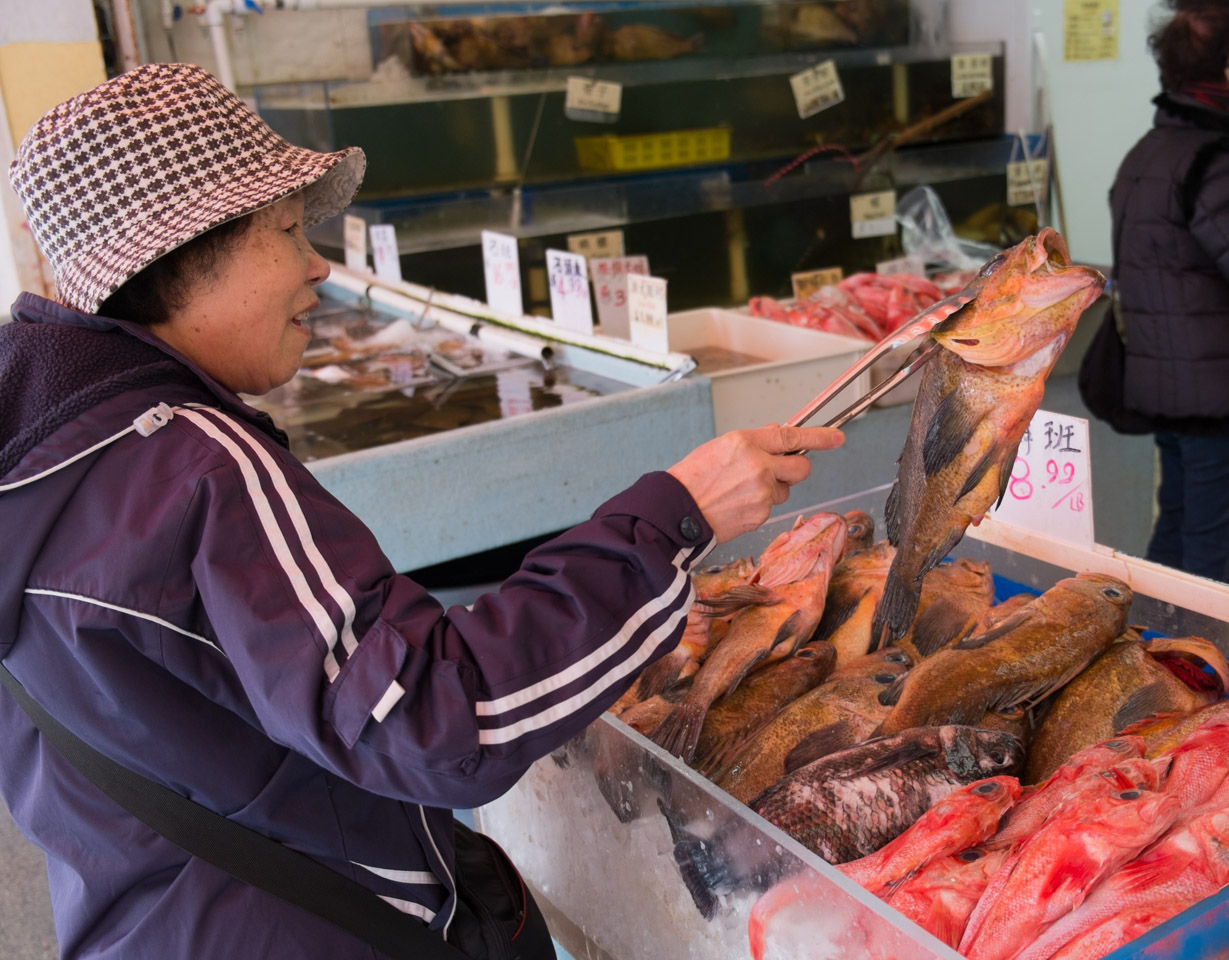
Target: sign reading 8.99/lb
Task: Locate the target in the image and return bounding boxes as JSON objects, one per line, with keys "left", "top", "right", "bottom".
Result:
{"left": 990, "top": 409, "right": 1094, "bottom": 548}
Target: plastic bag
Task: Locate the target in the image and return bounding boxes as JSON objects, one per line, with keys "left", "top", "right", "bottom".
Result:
{"left": 896, "top": 185, "right": 1000, "bottom": 273}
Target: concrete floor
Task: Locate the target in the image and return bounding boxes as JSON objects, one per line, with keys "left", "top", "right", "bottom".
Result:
{"left": 0, "top": 801, "right": 57, "bottom": 960}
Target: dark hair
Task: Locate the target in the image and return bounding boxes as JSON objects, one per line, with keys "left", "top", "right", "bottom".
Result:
{"left": 1150, "top": 1, "right": 1229, "bottom": 91}
{"left": 96, "top": 214, "right": 253, "bottom": 325}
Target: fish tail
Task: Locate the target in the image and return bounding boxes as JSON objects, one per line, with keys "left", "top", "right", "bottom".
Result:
{"left": 656, "top": 799, "right": 728, "bottom": 921}
{"left": 651, "top": 700, "right": 706, "bottom": 764}
{"left": 870, "top": 570, "right": 920, "bottom": 649}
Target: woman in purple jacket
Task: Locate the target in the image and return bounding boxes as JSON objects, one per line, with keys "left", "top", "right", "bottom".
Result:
{"left": 0, "top": 64, "right": 842, "bottom": 959}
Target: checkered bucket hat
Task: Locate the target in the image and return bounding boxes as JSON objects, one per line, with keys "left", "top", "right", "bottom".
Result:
{"left": 9, "top": 62, "right": 366, "bottom": 315}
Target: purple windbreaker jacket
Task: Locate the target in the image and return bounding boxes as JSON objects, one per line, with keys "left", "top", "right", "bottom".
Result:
{"left": 0, "top": 292, "right": 712, "bottom": 958}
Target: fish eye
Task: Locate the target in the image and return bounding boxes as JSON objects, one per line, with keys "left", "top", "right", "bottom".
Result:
{"left": 958, "top": 850, "right": 984, "bottom": 862}
{"left": 873, "top": 673, "right": 897, "bottom": 684}
{"left": 977, "top": 253, "right": 1007, "bottom": 277}
{"left": 990, "top": 751, "right": 1007, "bottom": 764}
{"left": 1102, "top": 587, "right": 1124, "bottom": 599}
{"left": 797, "top": 649, "right": 818, "bottom": 660}
{"left": 1119, "top": 790, "right": 1141, "bottom": 800}
{"left": 973, "top": 782, "right": 998, "bottom": 795}
{"left": 884, "top": 652, "right": 909, "bottom": 663}
{"left": 700, "top": 565, "right": 724, "bottom": 575}
{"left": 1106, "top": 739, "right": 1127, "bottom": 749}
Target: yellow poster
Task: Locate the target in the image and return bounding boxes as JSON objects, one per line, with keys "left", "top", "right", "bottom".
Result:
{"left": 1064, "top": 0, "right": 1119, "bottom": 61}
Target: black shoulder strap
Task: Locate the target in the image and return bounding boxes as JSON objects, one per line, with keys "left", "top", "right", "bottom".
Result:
{"left": 1180, "top": 134, "right": 1229, "bottom": 223}
{"left": 0, "top": 662, "right": 467, "bottom": 960}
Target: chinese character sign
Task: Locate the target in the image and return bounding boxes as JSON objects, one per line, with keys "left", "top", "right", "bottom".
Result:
{"left": 627, "top": 274, "right": 669, "bottom": 354}
{"left": 545, "top": 248, "right": 594, "bottom": 335}
{"left": 482, "top": 230, "right": 523, "bottom": 319}
{"left": 592, "top": 255, "right": 649, "bottom": 339}
{"left": 990, "top": 409, "right": 1094, "bottom": 547}
{"left": 789, "top": 60, "right": 844, "bottom": 120}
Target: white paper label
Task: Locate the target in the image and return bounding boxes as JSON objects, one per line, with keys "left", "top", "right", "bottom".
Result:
{"left": 790, "top": 60, "right": 844, "bottom": 120}
{"left": 368, "top": 224, "right": 402, "bottom": 284}
{"left": 591, "top": 255, "right": 650, "bottom": 339}
{"left": 496, "top": 366, "right": 534, "bottom": 419}
{"left": 481, "top": 230, "right": 523, "bottom": 319}
{"left": 791, "top": 267, "right": 843, "bottom": 301}
{"left": 343, "top": 214, "right": 368, "bottom": 272}
{"left": 850, "top": 190, "right": 897, "bottom": 239}
{"left": 951, "top": 53, "right": 994, "bottom": 98}
{"left": 545, "top": 248, "right": 594, "bottom": 335}
{"left": 1007, "top": 159, "right": 1050, "bottom": 207}
{"left": 567, "top": 229, "right": 625, "bottom": 266}
{"left": 627, "top": 273, "right": 669, "bottom": 354}
{"left": 990, "top": 409, "right": 1094, "bottom": 548}
{"left": 565, "top": 77, "right": 622, "bottom": 121}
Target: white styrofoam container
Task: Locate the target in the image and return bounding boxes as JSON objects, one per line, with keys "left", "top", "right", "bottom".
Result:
{"left": 667, "top": 308, "right": 870, "bottom": 435}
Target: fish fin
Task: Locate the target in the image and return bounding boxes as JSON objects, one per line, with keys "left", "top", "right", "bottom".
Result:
{"left": 924, "top": 901, "right": 966, "bottom": 950}
{"left": 952, "top": 438, "right": 1016, "bottom": 505}
{"left": 919, "top": 533, "right": 965, "bottom": 584}
{"left": 783, "top": 720, "right": 858, "bottom": 774}
{"left": 650, "top": 700, "right": 707, "bottom": 765}
{"left": 885, "top": 479, "right": 902, "bottom": 546}
{"left": 1038, "top": 858, "right": 1098, "bottom": 902}
{"left": 700, "top": 585, "right": 779, "bottom": 617}
{"left": 909, "top": 600, "right": 977, "bottom": 658}
{"left": 1111, "top": 682, "right": 1174, "bottom": 734}
{"left": 994, "top": 441, "right": 1022, "bottom": 509}
{"left": 871, "top": 570, "right": 922, "bottom": 650}
{"left": 877, "top": 673, "right": 908, "bottom": 707}
{"left": 813, "top": 591, "right": 864, "bottom": 643}
{"left": 922, "top": 388, "right": 981, "bottom": 477}
{"left": 656, "top": 799, "right": 727, "bottom": 921}
{"left": 988, "top": 660, "right": 1092, "bottom": 715}
{"left": 952, "top": 607, "right": 1034, "bottom": 651}
{"left": 855, "top": 739, "right": 941, "bottom": 777}
{"left": 695, "top": 731, "right": 753, "bottom": 779}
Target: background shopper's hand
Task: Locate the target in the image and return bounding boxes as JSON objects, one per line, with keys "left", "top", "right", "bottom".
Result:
{"left": 667, "top": 424, "right": 845, "bottom": 544}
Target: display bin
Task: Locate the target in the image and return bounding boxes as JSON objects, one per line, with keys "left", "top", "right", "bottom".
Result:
{"left": 666, "top": 308, "right": 869, "bottom": 434}
{"left": 475, "top": 489, "right": 1229, "bottom": 960}
{"left": 574, "top": 127, "right": 732, "bottom": 173}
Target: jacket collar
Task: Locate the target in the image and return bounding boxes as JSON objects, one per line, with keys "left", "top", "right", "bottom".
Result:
{"left": 1153, "top": 91, "right": 1229, "bottom": 134}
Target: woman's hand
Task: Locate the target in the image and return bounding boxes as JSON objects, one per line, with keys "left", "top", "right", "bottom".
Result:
{"left": 667, "top": 424, "right": 845, "bottom": 544}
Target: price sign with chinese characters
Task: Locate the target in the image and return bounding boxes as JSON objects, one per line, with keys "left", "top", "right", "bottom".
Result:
{"left": 789, "top": 60, "right": 844, "bottom": 120}
{"left": 343, "top": 214, "right": 368, "bottom": 272}
{"left": 991, "top": 409, "right": 1094, "bottom": 548}
{"left": 850, "top": 190, "right": 897, "bottom": 239}
{"left": 545, "top": 248, "right": 594, "bottom": 335}
{"left": 950, "top": 53, "right": 994, "bottom": 98}
{"left": 591, "top": 255, "right": 649, "bottom": 339}
{"left": 567, "top": 229, "right": 624, "bottom": 265}
{"left": 368, "top": 224, "right": 402, "bottom": 284}
{"left": 482, "top": 230, "right": 523, "bottom": 318}
{"left": 792, "top": 266, "right": 843, "bottom": 302}
{"left": 627, "top": 273, "right": 669, "bottom": 354}
{"left": 565, "top": 77, "right": 622, "bottom": 123}
{"left": 1007, "top": 159, "right": 1050, "bottom": 207}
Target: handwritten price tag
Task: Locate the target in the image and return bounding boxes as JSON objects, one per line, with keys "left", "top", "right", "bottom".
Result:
{"left": 1007, "top": 159, "right": 1049, "bottom": 207}
{"left": 990, "top": 409, "right": 1094, "bottom": 548}
{"left": 565, "top": 77, "right": 622, "bottom": 123}
{"left": 951, "top": 53, "right": 994, "bottom": 98}
{"left": 369, "top": 224, "right": 402, "bottom": 284}
{"left": 850, "top": 190, "right": 897, "bottom": 239}
{"left": 592, "top": 255, "right": 649, "bottom": 339}
{"left": 545, "top": 248, "right": 594, "bottom": 335}
{"left": 627, "top": 273, "right": 669, "bottom": 354}
{"left": 343, "top": 215, "right": 368, "bottom": 272}
{"left": 792, "top": 267, "right": 843, "bottom": 301}
{"left": 790, "top": 60, "right": 844, "bottom": 120}
{"left": 482, "top": 230, "right": 523, "bottom": 319}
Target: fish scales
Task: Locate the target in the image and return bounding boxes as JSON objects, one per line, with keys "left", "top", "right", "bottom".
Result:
{"left": 872, "top": 229, "right": 1105, "bottom": 646}
{"left": 749, "top": 725, "right": 1024, "bottom": 864}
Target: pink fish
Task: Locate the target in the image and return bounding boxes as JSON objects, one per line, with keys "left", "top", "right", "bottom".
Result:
{"left": 884, "top": 845, "right": 1012, "bottom": 948}
{"left": 959, "top": 787, "right": 1181, "bottom": 960}
{"left": 1015, "top": 808, "right": 1229, "bottom": 960}
{"left": 1156, "top": 716, "right": 1229, "bottom": 809}
{"left": 839, "top": 776, "right": 1021, "bottom": 895}
{"left": 1045, "top": 899, "right": 1194, "bottom": 960}
{"left": 751, "top": 512, "right": 848, "bottom": 588}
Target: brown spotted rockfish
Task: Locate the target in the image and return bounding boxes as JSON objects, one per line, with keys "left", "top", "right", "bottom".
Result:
{"left": 872, "top": 229, "right": 1105, "bottom": 647}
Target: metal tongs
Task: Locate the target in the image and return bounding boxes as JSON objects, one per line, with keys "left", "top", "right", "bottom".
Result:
{"left": 785, "top": 289, "right": 977, "bottom": 433}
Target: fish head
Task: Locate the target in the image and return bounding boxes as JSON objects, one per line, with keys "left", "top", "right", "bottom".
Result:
{"left": 940, "top": 725, "right": 1026, "bottom": 780}
{"left": 931, "top": 228, "right": 1106, "bottom": 367}
{"left": 841, "top": 510, "right": 875, "bottom": 554}
{"left": 1057, "top": 571, "right": 1134, "bottom": 621}
{"left": 1146, "top": 635, "right": 1229, "bottom": 697}
{"left": 692, "top": 556, "right": 757, "bottom": 599}
{"left": 936, "top": 557, "right": 996, "bottom": 599}
{"left": 754, "top": 511, "right": 848, "bottom": 587}
{"left": 1189, "top": 811, "right": 1229, "bottom": 886}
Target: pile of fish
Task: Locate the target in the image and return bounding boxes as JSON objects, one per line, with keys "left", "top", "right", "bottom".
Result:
{"left": 601, "top": 228, "right": 1229, "bottom": 957}
{"left": 750, "top": 713, "right": 1229, "bottom": 960}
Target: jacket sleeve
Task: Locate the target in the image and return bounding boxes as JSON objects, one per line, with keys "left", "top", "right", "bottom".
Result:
{"left": 178, "top": 405, "right": 714, "bottom": 809}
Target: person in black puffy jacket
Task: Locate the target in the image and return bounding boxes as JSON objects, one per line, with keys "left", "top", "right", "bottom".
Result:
{"left": 1108, "top": 0, "right": 1229, "bottom": 582}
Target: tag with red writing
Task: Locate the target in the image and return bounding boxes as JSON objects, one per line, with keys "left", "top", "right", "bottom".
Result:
{"left": 591, "top": 255, "right": 649, "bottom": 340}
{"left": 482, "top": 230, "right": 523, "bottom": 319}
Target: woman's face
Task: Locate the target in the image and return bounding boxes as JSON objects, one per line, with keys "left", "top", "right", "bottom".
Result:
{"left": 151, "top": 192, "right": 328, "bottom": 396}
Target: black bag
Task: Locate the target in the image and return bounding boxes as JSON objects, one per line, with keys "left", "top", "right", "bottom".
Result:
{"left": 1077, "top": 294, "right": 1154, "bottom": 435}
{"left": 448, "top": 821, "right": 557, "bottom": 960}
